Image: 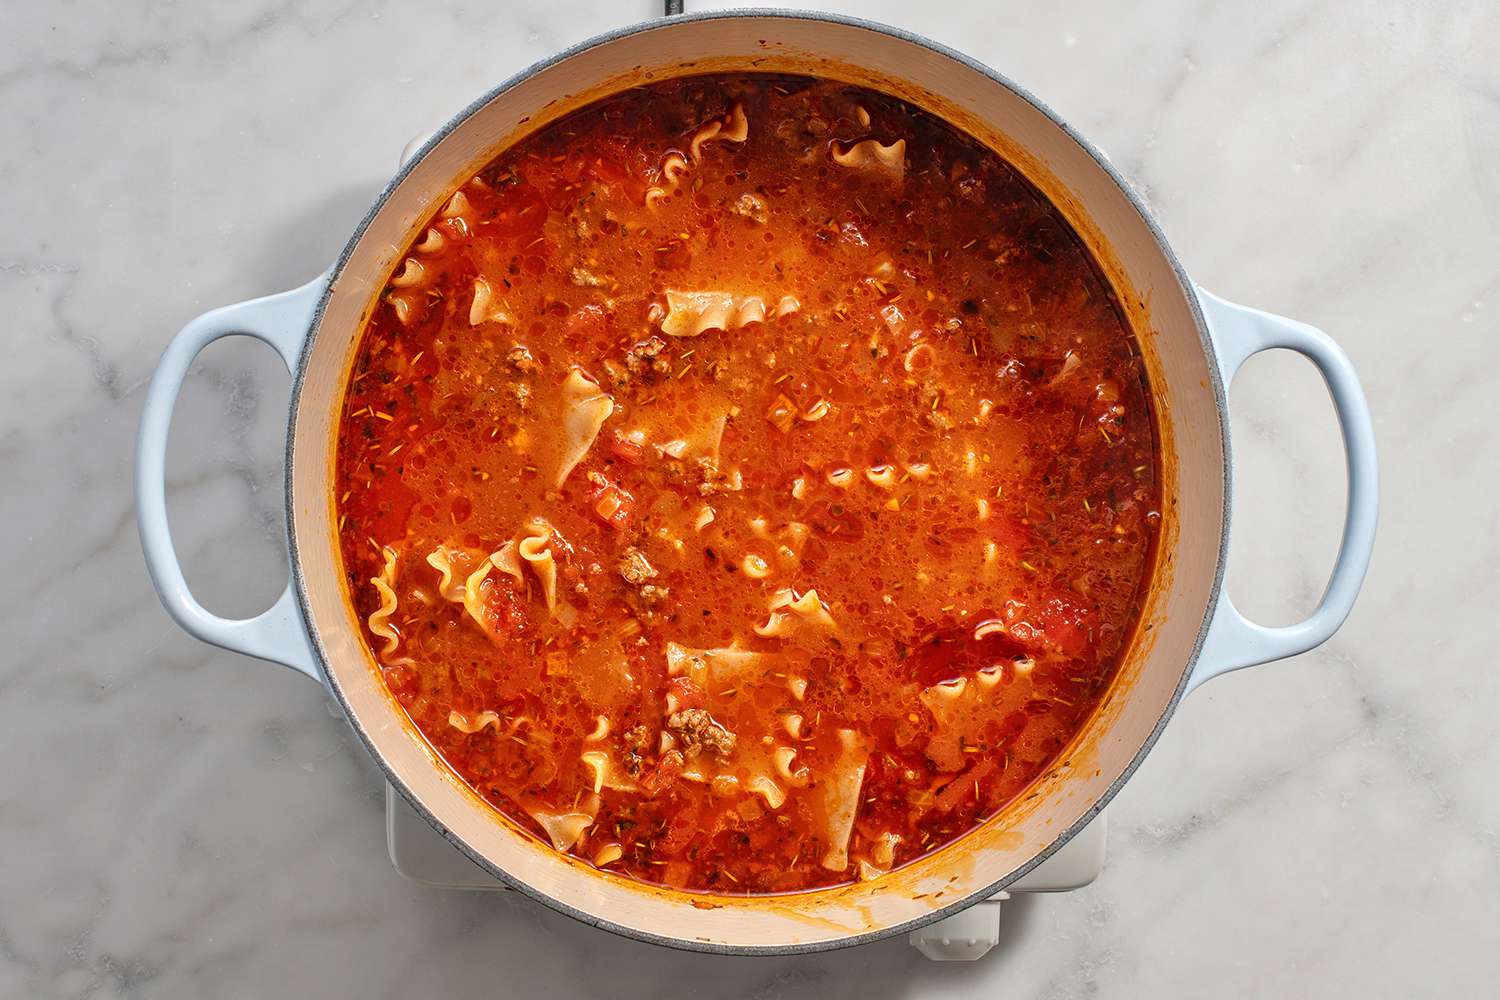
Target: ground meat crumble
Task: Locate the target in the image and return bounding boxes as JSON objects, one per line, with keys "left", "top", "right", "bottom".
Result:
{"left": 623, "top": 723, "right": 653, "bottom": 751}
{"left": 617, "top": 547, "right": 657, "bottom": 586}
{"left": 666, "top": 708, "right": 736, "bottom": 759}
{"left": 507, "top": 344, "right": 539, "bottom": 373}
{"left": 621, "top": 723, "right": 653, "bottom": 776}
{"left": 625, "top": 336, "right": 671, "bottom": 379}
{"left": 732, "top": 192, "right": 770, "bottom": 224}
{"left": 570, "top": 265, "right": 606, "bottom": 287}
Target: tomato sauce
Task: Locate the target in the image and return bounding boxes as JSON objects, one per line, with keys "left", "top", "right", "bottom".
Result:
{"left": 335, "top": 75, "right": 1160, "bottom": 893}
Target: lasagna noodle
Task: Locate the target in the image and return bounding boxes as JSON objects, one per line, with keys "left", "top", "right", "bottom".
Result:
{"left": 624, "top": 388, "right": 733, "bottom": 464}
{"left": 920, "top": 666, "right": 1010, "bottom": 772}
{"left": 469, "top": 277, "right": 513, "bottom": 326}
{"left": 366, "top": 547, "right": 400, "bottom": 657}
{"left": 830, "top": 138, "right": 907, "bottom": 179}
{"left": 448, "top": 710, "right": 500, "bottom": 734}
{"left": 755, "top": 588, "right": 837, "bottom": 638}
{"left": 660, "top": 290, "right": 767, "bottom": 337}
{"left": 516, "top": 519, "right": 561, "bottom": 613}
{"left": 664, "top": 642, "right": 769, "bottom": 688}
{"left": 554, "top": 368, "right": 614, "bottom": 487}
{"left": 527, "top": 795, "right": 600, "bottom": 853}
{"left": 816, "top": 730, "right": 869, "bottom": 872}
{"left": 426, "top": 543, "right": 486, "bottom": 602}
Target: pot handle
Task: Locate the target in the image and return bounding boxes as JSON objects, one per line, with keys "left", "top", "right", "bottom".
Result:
{"left": 1187, "top": 288, "right": 1378, "bottom": 692}
{"left": 135, "top": 276, "right": 329, "bottom": 684}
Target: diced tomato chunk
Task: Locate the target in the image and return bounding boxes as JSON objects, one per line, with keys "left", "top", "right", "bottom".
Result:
{"left": 476, "top": 574, "right": 527, "bottom": 642}
{"left": 587, "top": 475, "right": 635, "bottom": 529}
{"left": 564, "top": 303, "right": 608, "bottom": 342}
{"left": 1036, "top": 593, "right": 1093, "bottom": 657}
{"left": 1006, "top": 592, "right": 1094, "bottom": 658}
{"left": 667, "top": 676, "right": 706, "bottom": 711}
{"left": 608, "top": 432, "right": 646, "bottom": 465}
{"left": 588, "top": 154, "right": 643, "bottom": 197}
{"left": 655, "top": 797, "right": 701, "bottom": 853}
{"left": 640, "top": 754, "right": 684, "bottom": 797}
{"left": 991, "top": 515, "right": 1031, "bottom": 551}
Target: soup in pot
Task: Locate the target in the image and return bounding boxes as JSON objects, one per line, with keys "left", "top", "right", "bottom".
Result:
{"left": 335, "top": 75, "right": 1160, "bottom": 893}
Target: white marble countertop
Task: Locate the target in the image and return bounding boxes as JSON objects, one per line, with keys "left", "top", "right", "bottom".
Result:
{"left": 4, "top": 0, "right": 1497, "bottom": 996}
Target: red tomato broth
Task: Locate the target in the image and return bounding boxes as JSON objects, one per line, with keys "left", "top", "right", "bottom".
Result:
{"left": 335, "top": 75, "right": 1160, "bottom": 894}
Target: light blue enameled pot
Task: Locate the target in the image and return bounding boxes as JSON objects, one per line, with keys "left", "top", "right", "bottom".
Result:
{"left": 135, "top": 9, "right": 1377, "bottom": 955}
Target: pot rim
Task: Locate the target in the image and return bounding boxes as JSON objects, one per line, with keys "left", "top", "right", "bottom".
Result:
{"left": 285, "top": 6, "right": 1230, "bottom": 955}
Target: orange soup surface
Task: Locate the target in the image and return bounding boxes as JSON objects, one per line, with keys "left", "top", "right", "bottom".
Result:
{"left": 336, "top": 75, "right": 1160, "bottom": 893}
